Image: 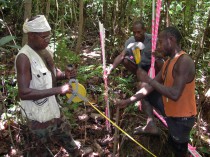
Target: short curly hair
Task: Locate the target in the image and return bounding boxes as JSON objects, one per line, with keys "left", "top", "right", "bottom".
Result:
{"left": 133, "top": 20, "right": 145, "bottom": 29}
{"left": 163, "top": 26, "right": 182, "bottom": 44}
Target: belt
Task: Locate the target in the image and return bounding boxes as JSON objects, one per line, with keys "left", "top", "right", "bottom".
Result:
{"left": 168, "top": 115, "right": 195, "bottom": 121}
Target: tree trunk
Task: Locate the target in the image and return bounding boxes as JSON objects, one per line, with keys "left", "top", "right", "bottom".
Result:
{"left": 22, "top": 0, "right": 32, "bottom": 46}
{"left": 73, "top": 1, "right": 78, "bottom": 25}
{"left": 165, "top": 0, "right": 170, "bottom": 27}
{"left": 139, "top": 0, "right": 144, "bottom": 19}
{"left": 102, "top": 0, "right": 107, "bottom": 23}
{"left": 35, "top": 0, "right": 39, "bottom": 15}
{"left": 75, "top": 0, "right": 84, "bottom": 53}
{"left": 45, "top": 0, "right": 51, "bottom": 19}
{"left": 195, "top": 10, "right": 210, "bottom": 64}
{"left": 112, "top": 0, "right": 118, "bottom": 35}
{"left": 60, "top": 1, "right": 65, "bottom": 33}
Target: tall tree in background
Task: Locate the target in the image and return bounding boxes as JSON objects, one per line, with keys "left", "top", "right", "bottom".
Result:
{"left": 139, "top": 0, "right": 144, "bottom": 19}
{"left": 60, "top": 1, "right": 65, "bottom": 33}
{"left": 76, "top": 0, "right": 84, "bottom": 53}
{"left": 22, "top": 0, "right": 32, "bottom": 46}
{"left": 45, "top": 0, "right": 51, "bottom": 19}
{"left": 164, "top": 0, "right": 170, "bottom": 27}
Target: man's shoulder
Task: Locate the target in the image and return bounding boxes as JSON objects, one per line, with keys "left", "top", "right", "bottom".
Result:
{"left": 126, "top": 36, "right": 135, "bottom": 43}
{"left": 145, "top": 33, "right": 152, "bottom": 41}
{"left": 174, "top": 52, "right": 195, "bottom": 74}
{"left": 124, "top": 36, "right": 135, "bottom": 48}
{"left": 178, "top": 53, "right": 194, "bottom": 65}
{"left": 16, "top": 45, "right": 30, "bottom": 58}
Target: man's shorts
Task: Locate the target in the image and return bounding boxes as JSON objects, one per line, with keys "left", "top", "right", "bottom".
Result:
{"left": 145, "top": 91, "right": 195, "bottom": 144}
{"left": 166, "top": 116, "right": 195, "bottom": 143}
{"left": 145, "top": 90, "right": 165, "bottom": 116}
{"left": 28, "top": 117, "right": 78, "bottom": 153}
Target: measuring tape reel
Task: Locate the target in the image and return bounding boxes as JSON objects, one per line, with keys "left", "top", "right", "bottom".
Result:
{"left": 66, "top": 79, "right": 87, "bottom": 103}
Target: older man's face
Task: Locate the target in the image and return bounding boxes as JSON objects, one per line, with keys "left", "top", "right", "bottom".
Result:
{"left": 29, "top": 31, "right": 51, "bottom": 50}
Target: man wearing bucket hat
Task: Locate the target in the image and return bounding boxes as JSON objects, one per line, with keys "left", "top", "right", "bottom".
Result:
{"left": 15, "top": 15, "right": 92, "bottom": 156}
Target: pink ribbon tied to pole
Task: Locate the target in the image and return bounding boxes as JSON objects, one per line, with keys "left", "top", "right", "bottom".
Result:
{"left": 149, "top": 0, "right": 162, "bottom": 79}
{"left": 99, "top": 21, "right": 111, "bottom": 132}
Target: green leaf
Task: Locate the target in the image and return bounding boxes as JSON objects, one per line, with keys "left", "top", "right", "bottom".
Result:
{"left": 199, "top": 147, "right": 210, "bottom": 154}
{"left": 0, "top": 36, "right": 15, "bottom": 47}
{"left": 6, "top": 44, "right": 21, "bottom": 49}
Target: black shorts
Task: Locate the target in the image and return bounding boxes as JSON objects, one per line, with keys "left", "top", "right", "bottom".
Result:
{"left": 145, "top": 91, "right": 195, "bottom": 144}
{"left": 166, "top": 116, "right": 195, "bottom": 143}
{"left": 145, "top": 90, "right": 165, "bottom": 116}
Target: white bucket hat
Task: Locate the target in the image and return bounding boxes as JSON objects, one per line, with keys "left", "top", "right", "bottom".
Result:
{"left": 23, "top": 15, "right": 51, "bottom": 33}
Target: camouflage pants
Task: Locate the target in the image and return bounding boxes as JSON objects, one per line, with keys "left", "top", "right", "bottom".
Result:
{"left": 27, "top": 117, "right": 79, "bottom": 157}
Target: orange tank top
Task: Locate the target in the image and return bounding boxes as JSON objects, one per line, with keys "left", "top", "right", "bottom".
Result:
{"left": 161, "top": 51, "right": 197, "bottom": 117}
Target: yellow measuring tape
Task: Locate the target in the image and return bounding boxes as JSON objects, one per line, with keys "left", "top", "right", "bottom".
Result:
{"left": 67, "top": 79, "right": 156, "bottom": 157}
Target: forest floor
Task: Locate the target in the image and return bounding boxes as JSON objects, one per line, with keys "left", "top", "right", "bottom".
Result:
{"left": 0, "top": 45, "right": 209, "bottom": 157}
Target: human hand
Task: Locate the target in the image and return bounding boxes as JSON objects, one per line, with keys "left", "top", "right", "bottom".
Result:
{"left": 65, "top": 64, "right": 77, "bottom": 79}
{"left": 106, "top": 64, "right": 113, "bottom": 76}
{"left": 60, "top": 83, "right": 72, "bottom": 94}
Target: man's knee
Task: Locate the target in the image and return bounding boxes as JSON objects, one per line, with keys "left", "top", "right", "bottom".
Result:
{"left": 122, "top": 58, "right": 137, "bottom": 74}
{"left": 122, "top": 57, "right": 130, "bottom": 64}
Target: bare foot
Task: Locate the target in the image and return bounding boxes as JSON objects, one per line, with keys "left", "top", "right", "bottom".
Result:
{"left": 133, "top": 122, "right": 160, "bottom": 135}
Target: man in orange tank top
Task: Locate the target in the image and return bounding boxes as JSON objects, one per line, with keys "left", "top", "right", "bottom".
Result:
{"left": 116, "top": 27, "right": 197, "bottom": 157}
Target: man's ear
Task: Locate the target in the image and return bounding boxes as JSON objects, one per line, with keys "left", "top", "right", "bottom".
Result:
{"left": 169, "top": 35, "right": 176, "bottom": 43}
{"left": 28, "top": 32, "right": 37, "bottom": 40}
{"left": 166, "top": 35, "right": 175, "bottom": 48}
{"left": 28, "top": 32, "right": 34, "bottom": 38}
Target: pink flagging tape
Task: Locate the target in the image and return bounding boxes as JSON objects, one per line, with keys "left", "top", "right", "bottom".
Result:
{"left": 150, "top": 0, "right": 162, "bottom": 79}
{"left": 188, "top": 144, "right": 202, "bottom": 157}
{"left": 99, "top": 21, "right": 111, "bottom": 131}
{"left": 153, "top": 109, "right": 167, "bottom": 127}
{"left": 150, "top": 19, "right": 156, "bottom": 78}
{"left": 153, "top": 0, "right": 161, "bottom": 49}
{"left": 148, "top": 67, "right": 155, "bottom": 79}
{"left": 152, "top": 19, "right": 156, "bottom": 52}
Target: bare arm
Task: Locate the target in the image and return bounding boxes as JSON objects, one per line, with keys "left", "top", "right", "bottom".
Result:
{"left": 56, "top": 68, "right": 66, "bottom": 80}
{"left": 56, "top": 68, "right": 77, "bottom": 80}
{"left": 107, "top": 50, "right": 126, "bottom": 75}
{"left": 121, "top": 83, "right": 153, "bottom": 106}
{"left": 116, "top": 70, "right": 163, "bottom": 108}
{"left": 140, "top": 55, "right": 195, "bottom": 101}
{"left": 112, "top": 50, "right": 126, "bottom": 69}
{"left": 16, "top": 54, "right": 71, "bottom": 101}
{"left": 41, "top": 49, "right": 76, "bottom": 80}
